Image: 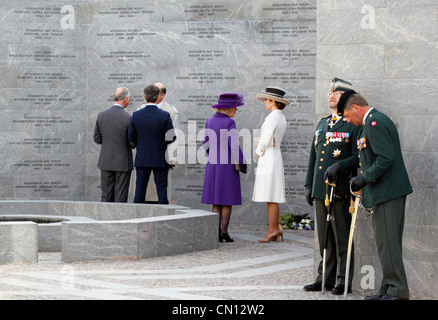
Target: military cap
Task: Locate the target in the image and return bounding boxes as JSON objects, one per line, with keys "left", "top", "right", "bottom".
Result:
{"left": 337, "top": 89, "right": 357, "bottom": 116}
{"left": 330, "top": 77, "right": 354, "bottom": 92}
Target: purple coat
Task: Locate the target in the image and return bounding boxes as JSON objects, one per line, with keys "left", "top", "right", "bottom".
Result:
{"left": 201, "top": 113, "right": 245, "bottom": 205}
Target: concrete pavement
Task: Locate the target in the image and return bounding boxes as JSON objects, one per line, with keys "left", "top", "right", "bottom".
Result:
{"left": 0, "top": 226, "right": 368, "bottom": 301}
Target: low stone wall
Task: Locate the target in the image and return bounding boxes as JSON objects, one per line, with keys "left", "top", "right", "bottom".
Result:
{"left": 62, "top": 209, "right": 218, "bottom": 262}
{"left": 0, "top": 201, "right": 218, "bottom": 264}
{"left": 0, "top": 200, "right": 188, "bottom": 220}
{"left": 0, "top": 221, "right": 38, "bottom": 264}
{"left": 0, "top": 214, "right": 94, "bottom": 252}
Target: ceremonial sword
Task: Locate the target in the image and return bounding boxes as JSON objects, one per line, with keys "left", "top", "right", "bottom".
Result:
{"left": 344, "top": 182, "right": 374, "bottom": 299}
{"left": 321, "top": 179, "right": 336, "bottom": 295}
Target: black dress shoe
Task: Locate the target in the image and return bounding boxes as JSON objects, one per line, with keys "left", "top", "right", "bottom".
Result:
{"left": 378, "top": 294, "right": 409, "bottom": 300}
{"left": 365, "top": 293, "right": 383, "bottom": 300}
{"left": 331, "top": 285, "right": 351, "bottom": 295}
{"left": 304, "top": 282, "right": 321, "bottom": 291}
{"left": 303, "top": 282, "right": 334, "bottom": 292}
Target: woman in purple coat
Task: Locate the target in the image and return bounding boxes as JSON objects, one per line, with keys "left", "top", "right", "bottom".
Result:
{"left": 201, "top": 93, "right": 246, "bottom": 242}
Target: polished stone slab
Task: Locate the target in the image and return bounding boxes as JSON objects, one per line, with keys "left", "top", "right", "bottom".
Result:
{"left": 62, "top": 210, "right": 218, "bottom": 263}
{"left": 0, "top": 200, "right": 217, "bottom": 263}
{"left": 0, "top": 221, "right": 38, "bottom": 264}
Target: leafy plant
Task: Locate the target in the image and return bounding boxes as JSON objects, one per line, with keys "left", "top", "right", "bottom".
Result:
{"left": 280, "top": 212, "right": 314, "bottom": 230}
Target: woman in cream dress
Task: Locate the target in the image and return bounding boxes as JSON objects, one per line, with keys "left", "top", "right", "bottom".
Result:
{"left": 252, "top": 86, "right": 289, "bottom": 243}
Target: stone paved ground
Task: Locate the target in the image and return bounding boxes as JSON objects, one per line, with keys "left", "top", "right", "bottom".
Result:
{"left": 0, "top": 225, "right": 373, "bottom": 301}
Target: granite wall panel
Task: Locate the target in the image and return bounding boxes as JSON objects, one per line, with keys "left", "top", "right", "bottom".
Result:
{"left": 0, "top": 0, "right": 317, "bottom": 227}
{"left": 316, "top": 1, "right": 437, "bottom": 299}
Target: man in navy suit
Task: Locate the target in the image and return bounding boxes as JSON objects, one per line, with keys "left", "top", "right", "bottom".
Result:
{"left": 128, "top": 84, "right": 176, "bottom": 204}
{"left": 94, "top": 87, "right": 133, "bottom": 202}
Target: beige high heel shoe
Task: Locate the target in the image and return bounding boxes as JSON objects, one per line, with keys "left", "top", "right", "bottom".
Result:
{"left": 258, "top": 230, "right": 282, "bottom": 243}
{"left": 278, "top": 229, "right": 284, "bottom": 242}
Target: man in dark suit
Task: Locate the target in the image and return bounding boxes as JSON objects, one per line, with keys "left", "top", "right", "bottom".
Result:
{"left": 304, "top": 78, "right": 360, "bottom": 294}
{"left": 128, "top": 84, "right": 176, "bottom": 204}
{"left": 340, "top": 91, "right": 412, "bottom": 300}
{"left": 137, "top": 82, "right": 179, "bottom": 203}
{"left": 94, "top": 87, "right": 133, "bottom": 202}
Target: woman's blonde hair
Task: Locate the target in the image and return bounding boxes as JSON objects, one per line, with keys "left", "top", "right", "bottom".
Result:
{"left": 215, "top": 108, "right": 235, "bottom": 115}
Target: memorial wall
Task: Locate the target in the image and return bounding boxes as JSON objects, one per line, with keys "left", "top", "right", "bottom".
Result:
{"left": 0, "top": 0, "right": 317, "bottom": 225}
{"left": 1, "top": 0, "right": 436, "bottom": 299}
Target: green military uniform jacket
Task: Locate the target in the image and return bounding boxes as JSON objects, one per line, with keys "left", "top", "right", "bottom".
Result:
{"left": 305, "top": 115, "right": 360, "bottom": 200}
{"left": 357, "top": 108, "right": 412, "bottom": 207}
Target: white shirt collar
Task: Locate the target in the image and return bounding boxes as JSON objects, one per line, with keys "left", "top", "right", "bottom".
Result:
{"left": 114, "top": 103, "right": 124, "bottom": 108}
{"left": 363, "top": 107, "right": 374, "bottom": 125}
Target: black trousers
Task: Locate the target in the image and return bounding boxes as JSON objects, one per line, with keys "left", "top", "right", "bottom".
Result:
{"left": 134, "top": 167, "right": 169, "bottom": 204}
{"left": 100, "top": 170, "right": 131, "bottom": 203}
{"left": 314, "top": 197, "right": 353, "bottom": 287}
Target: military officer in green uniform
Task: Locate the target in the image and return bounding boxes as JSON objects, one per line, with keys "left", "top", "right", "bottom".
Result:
{"left": 303, "top": 78, "right": 360, "bottom": 294}
{"left": 339, "top": 91, "right": 412, "bottom": 300}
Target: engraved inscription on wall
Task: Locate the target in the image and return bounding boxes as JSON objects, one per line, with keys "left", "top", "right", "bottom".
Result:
{"left": 0, "top": 0, "right": 316, "bottom": 218}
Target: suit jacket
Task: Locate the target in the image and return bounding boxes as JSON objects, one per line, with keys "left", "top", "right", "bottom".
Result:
{"left": 357, "top": 108, "right": 412, "bottom": 207}
{"left": 139, "top": 100, "right": 179, "bottom": 162}
{"left": 138, "top": 100, "right": 178, "bottom": 126}
{"left": 305, "top": 115, "right": 360, "bottom": 200}
{"left": 94, "top": 105, "right": 133, "bottom": 172}
{"left": 128, "top": 104, "right": 176, "bottom": 168}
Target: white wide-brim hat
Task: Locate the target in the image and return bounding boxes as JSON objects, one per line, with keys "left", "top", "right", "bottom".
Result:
{"left": 256, "top": 86, "right": 291, "bottom": 106}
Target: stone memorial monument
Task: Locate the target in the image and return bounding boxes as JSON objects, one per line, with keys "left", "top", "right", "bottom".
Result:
{"left": 0, "top": 0, "right": 317, "bottom": 226}
{"left": 0, "top": 0, "right": 436, "bottom": 298}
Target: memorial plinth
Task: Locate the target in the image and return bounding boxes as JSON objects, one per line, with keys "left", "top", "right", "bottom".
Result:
{"left": 0, "top": 200, "right": 218, "bottom": 263}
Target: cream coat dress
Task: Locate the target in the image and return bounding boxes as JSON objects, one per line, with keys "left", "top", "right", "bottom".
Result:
{"left": 252, "top": 110, "right": 286, "bottom": 203}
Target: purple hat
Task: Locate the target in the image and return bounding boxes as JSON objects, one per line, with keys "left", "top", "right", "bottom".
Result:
{"left": 212, "top": 93, "right": 244, "bottom": 109}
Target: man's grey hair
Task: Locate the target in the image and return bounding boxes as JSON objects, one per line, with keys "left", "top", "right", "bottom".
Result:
{"left": 113, "top": 87, "right": 131, "bottom": 101}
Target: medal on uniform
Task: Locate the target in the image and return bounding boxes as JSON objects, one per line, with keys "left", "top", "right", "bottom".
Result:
{"left": 328, "top": 116, "right": 338, "bottom": 128}
{"left": 314, "top": 129, "right": 322, "bottom": 151}
{"left": 357, "top": 137, "right": 366, "bottom": 150}
{"left": 326, "top": 132, "right": 350, "bottom": 143}
{"left": 332, "top": 149, "right": 341, "bottom": 157}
